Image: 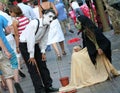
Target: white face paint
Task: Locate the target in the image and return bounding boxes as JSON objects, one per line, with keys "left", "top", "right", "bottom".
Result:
{"left": 43, "top": 12, "right": 55, "bottom": 25}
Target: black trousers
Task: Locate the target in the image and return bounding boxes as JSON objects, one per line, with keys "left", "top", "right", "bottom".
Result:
{"left": 19, "top": 43, "right": 52, "bottom": 93}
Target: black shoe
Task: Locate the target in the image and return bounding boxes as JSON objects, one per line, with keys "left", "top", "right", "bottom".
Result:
{"left": 46, "top": 87, "right": 59, "bottom": 92}
{"left": 62, "top": 51, "right": 67, "bottom": 55}
{"left": 69, "top": 30, "right": 74, "bottom": 33}
{"left": 14, "top": 83, "right": 24, "bottom": 93}
{"left": 37, "top": 88, "right": 46, "bottom": 93}
{"left": 19, "top": 70, "right": 26, "bottom": 78}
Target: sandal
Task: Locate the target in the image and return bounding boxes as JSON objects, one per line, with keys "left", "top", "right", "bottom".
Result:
{"left": 62, "top": 51, "right": 67, "bottom": 55}
{"left": 57, "top": 55, "right": 62, "bottom": 61}
{"left": 1, "top": 81, "right": 8, "bottom": 91}
{"left": 69, "top": 30, "right": 74, "bottom": 33}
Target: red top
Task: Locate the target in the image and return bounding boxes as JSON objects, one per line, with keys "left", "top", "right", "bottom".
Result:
{"left": 16, "top": 16, "right": 30, "bottom": 36}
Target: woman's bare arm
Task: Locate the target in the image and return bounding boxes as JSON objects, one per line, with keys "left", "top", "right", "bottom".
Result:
{"left": 51, "top": 2, "right": 58, "bottom": 16}
{"left": 12, "top": 20, "right": 20, "bottom": 53}
{"left": 0, "top": 38, "right": 11, "bottom": 58}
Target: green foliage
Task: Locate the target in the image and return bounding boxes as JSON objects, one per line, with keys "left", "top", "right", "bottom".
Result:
{"left": 0, "top": 0, "right": 8, "bottom": 4}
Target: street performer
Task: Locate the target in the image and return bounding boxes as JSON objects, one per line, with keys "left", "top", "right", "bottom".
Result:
{"left": 19, "top": 10, "right": 58, "bottom": 93}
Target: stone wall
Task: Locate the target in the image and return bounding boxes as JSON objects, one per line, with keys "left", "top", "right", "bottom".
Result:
{"left": 108, "top": 0, "right": 120, "bottom": 5}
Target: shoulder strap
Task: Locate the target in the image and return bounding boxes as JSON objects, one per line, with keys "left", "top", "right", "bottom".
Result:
{"left": 49, "top": 2, "right": 53, "bottom": 9}
{"left": 35, "top": 19, "right": 40, "bottom": 35}
{"left": 39, "top": 4, "right": 44, "bottom": 10}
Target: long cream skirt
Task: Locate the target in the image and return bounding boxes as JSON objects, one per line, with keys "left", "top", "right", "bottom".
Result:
{"left": 59, "top": 47, "right": 119, "bottom": 92}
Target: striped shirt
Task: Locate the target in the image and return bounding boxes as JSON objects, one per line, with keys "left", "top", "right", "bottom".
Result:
{"left": 16, "top": 16, "right": 29, "bottom": 36}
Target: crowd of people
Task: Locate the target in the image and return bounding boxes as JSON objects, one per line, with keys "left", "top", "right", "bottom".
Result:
{"left": 0, "top": 0, "right": 119, "bottom": 93}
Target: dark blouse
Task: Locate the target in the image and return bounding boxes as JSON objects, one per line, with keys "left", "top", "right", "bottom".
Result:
{"left": 78, "top": 15, "right": 111, "bottom": 65}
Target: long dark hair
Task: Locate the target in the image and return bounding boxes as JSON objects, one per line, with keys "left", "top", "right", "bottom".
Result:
{"left": 77, "top": 15, "right": 99, "bottom": 50}
{"left": 77, "top": 15, "right": 97, "bottom": 32}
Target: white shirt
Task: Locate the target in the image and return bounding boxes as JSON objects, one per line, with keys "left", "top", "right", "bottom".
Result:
{"left": 17, "top": 3, "right": 37, "bottom": 20}
{"left": 20, "top": 19, "right": 49, "bottom": 58}
{"left": 0, "top": 10, "right": 12, "bottom": 26}
{"left": 33, "top": 6, "right": 43, "bottom": 26}
{"left": 33, "top": 7, "right": 40, "bottom": 18}
{"left": 71, "top": 1, "right": 80, "bottom": 10}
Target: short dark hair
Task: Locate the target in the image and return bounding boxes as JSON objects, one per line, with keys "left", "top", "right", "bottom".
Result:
{"left": 42, "top": 0, "right": 48, "bottom": 2}
{"left": 44, "top": 9, "right": 55, "bottom": 14}
{"left": 16, "top": 0, "right": 22, "bottom": 3}
{"left": 33, "top": 0, "right": 38, "bottom": 5}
